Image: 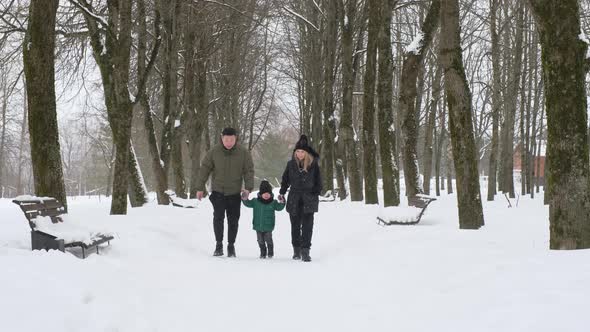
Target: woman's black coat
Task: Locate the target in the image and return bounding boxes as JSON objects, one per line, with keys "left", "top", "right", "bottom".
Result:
{"left": 279, "top": 158, "right": 322, "bottom": 215}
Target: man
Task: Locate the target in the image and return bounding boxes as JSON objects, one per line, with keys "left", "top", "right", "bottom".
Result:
{"left": 196, "top": 127, "right": 254, "bottom": 257}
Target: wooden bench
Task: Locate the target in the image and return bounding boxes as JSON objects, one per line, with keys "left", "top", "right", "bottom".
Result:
{"left": 376, "top": 194, "right": 437, "bottom": 225}
{"left": 166, "top": 190, "right": 199, "bottom": 208}
{"left": 319, "top": 189, "right": 339, "bottom": 202}
{"left": 12, "top": 197, "right": 114, "bottom": 258}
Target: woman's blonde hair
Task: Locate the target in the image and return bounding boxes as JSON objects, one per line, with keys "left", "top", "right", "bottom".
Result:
{"left": 294, "top": 149, "right": 314, "bottom": 171}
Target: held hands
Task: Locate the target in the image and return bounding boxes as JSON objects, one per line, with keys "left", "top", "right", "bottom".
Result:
{"left": 278, "top": 194, "right": 286, "bottom": 204}
{"left": 241, "top": 190, "right": 250, "bottom": 200}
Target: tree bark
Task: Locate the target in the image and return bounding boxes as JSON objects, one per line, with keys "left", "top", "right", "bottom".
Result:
{"left": 137, "top": 0, "right": 169, "bottom": 205}
{"left": 160, "top": 0, "right": 181, "bottom": 177}
{"left": 377, "top": 0, "right": 400, "bottom": 207}
{"left": 499, "top": 2, "right": 524, "bottom": 198}
{"left": 487, "top": 0, "right": 501, "bottom": 201}
{"left": 16, "top": 88, "right": 27, "bottom": 196}
{"left": 127, "top": 143, "right": 149, "bottom": 206}
{"left": 320, "top": 0, "right": 338, "bottom": 195}
{"left": 519, "top": 11, "right": 529, "bottom": 196}
{"left": 23, "top": 0, "right": 67, "bottom": 209}
{"left": 439, "top": 0, "right": 484, "bottom": 229}
{"left": 528, "top": 0, "right": 590, "bottom": 249}
{"left": 189, "top": 36, "right": 209, "bottom": 198}
{"left": 338, "top": 0, "right": 363, "bottom": 201}
{"left": 0, "top": 83, "right": 7, "bottom": 196}
{"left": 398, "top": 0, "right": 440, "bottom": 199}
{"left": 362, "top": 0, "right": 379, "bottom": 204}
{"left": 423, "top": 64, "right": 442, "bottom": 195}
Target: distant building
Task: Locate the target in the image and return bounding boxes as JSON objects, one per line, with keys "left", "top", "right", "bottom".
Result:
{"left": 513, "top": 140, "right": 545, "bottom": 185}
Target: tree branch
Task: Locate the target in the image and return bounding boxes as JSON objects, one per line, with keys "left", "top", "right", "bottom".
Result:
{"left": 133, "top": 5, "right": 162, "bottom": 105}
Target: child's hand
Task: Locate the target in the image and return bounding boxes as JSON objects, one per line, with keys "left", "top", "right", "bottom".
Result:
{"left": 278, "top": 194, "right": 286, "bottom": 203}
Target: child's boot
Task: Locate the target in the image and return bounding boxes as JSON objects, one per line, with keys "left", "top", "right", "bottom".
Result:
{"left": 259, "top": 244, "right": 267, "bottom": 259}
{"left": 267, "top": 243, "right": 274, "bottom": 258}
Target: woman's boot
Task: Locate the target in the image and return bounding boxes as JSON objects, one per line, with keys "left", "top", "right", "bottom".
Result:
{"left": 292, "top": 246, "right": 301, "bottom": 260}
{"left": 301, "top": 248, "right": 311, "bottom": 262}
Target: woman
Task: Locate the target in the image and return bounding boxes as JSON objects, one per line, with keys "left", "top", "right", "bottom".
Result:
{"left": 278, "top": 135, "right": 322, "bottom": 262}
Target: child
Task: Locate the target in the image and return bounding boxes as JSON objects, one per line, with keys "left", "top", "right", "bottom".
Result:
{"left": 242, "top": 180, "right": 286, "bottom": 259}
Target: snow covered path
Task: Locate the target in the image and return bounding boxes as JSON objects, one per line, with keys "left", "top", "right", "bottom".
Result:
{"left": 1, "top": 191, "right": 588, "bottom": 332}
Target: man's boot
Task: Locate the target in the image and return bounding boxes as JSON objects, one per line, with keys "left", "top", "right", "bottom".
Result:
{"left": 259, "top": 245, "right": 267, "bottom": 259}
{"left": 227, "top": 243, "right": 236, "bottom": 257}
{"left": 267, "top": 243, "right": 274, "bottom": 259}
{"left": 213, "top": 242, "right": 223, "bottom": 256}
{"left": 301, "top": 248, "right": 311, "bottom": 262}
{"left": 292, "top": 246, "right": 301, "bottom": 260}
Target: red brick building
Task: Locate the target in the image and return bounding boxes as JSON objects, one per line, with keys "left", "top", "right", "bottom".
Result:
{"left": 513, "top": 141, "right": 545, "bottom": 184}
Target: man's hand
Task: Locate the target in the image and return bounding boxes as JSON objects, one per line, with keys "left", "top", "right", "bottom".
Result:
{"left": 197, "top": 191, "right": 204, "bottom": 200}
{"left": 278, "top": 194, "right": 286, "bottom": 203}
{"left": 241, "top": 190, "right": 250, "bottom": 200}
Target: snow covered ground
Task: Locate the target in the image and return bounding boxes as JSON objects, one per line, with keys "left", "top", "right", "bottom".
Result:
{"left": 1, "top": 186, "right": 589, "bottom": 332}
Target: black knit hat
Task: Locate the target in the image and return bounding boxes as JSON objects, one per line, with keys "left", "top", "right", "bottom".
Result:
{"left": 294, "top": 135, "right": 319, "bottom": 158}
{"left": 259, "top": 180, "right": 273, "bottom": 194}
{"left": 221, "top": 127, "right": 237, "bottom": 136}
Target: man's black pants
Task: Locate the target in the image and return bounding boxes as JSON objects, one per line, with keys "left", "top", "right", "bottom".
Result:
{"left": 209, "top": 191, "right": 241, "bottom": 244}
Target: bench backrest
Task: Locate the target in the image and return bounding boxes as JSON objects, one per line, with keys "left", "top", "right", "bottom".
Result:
{"left": 12, "top": 199, "right": 66, "bottom": 230}
{"left": 408, "top": 195, "right": 436, "bottom": 208}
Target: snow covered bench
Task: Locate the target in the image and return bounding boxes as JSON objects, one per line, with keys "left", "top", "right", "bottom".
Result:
{"left": 166, "top": 190, "right": 201, "bottom": 208}
{"left": 376, "top": 195, "right": 437, "bottom": 225}
{"left": 12, "top": 196, "right": 114, "bottom": 258}
{"left": 319, "top": 189, "right": 338, "bottom": 202}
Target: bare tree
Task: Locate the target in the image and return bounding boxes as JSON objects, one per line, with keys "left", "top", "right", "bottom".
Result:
{"left": 362, "top": 0, "right": 379, "bottom": 204}
{"left": 398, "top": 0, "right": 440, "bottom": 199}
{"left": 377, "top": 0, "right": 400, "bottom": 207}
{"left": 22, "top": 0, "right": 67, "bottom": 208}
{"left": 337, "top": 0, "right": 363, "bottom": 201}
{"left": 528, "top": 0, "right": 590, "bottom": 249}
{"left": 439, "top": 0, "right": 484, "bottom": 229}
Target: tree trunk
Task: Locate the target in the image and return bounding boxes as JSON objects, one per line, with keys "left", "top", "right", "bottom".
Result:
{"left": 519, "top": 6, "right": 531, "bottom": 196}
{"left": 137, "top": 0, "right": 169, "bottom": 205}
{"left": 528, "top": 0, "right": 590, "bottom": 249}
{"left": 75, "top": 0, "right": 137, "bottom": 214}
{"left": 435, "top": 94, "right": 446, "bottom": 196}
{"left": 189, "top": 37, "right": 209, "bottom": 198}
{"left": 128, "top": 143, "right": 149, "bottom": 206}
{"left": 439, "top": 0, "right": 484, "bottom": 229}
{"left": 446, "top": 142, "right": 453, "bottom": 194}
{"left": 362, "top": 0, "right": 379, "bottom": 204}
{"left": 23, "top": 0, "right": 67, "bottom": 209}
{"left": 487, "top": 0, "right": 501, "bottom": 201}
{"left": 527, "top": 25, "right": 539, "bottom": 198}
{"left": 398, "top": 0, "right": 440, "bottom": 199}
{"left": 0, "top": 84, "right": 7, "bottom": 196}
{"left": 423, "top": 64, "right": 442, "bottom": 195}
{"left": 321, "top": 0, "right": 338, "bottom": 195}
{"left": 16, "top": 89, "right": 27, "bottom": 196}
{"left": 160, "top": 0, "right": 181, "bottom": 176}
{"left": 377, "top": 0, "right": 400, "bottom": 207}
{"left": 338, "top": 0, "right": 363, "bottom": 201}
{"left": 500, "top": 3, "right": 524, "bottom": 199}
{"left": 536, "top": 101, "right": 544, "bottom": 195}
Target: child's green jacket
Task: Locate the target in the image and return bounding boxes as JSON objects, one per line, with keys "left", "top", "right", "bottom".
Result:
{"left": 242, "top": 196, "right": 285, "bottom": 232}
